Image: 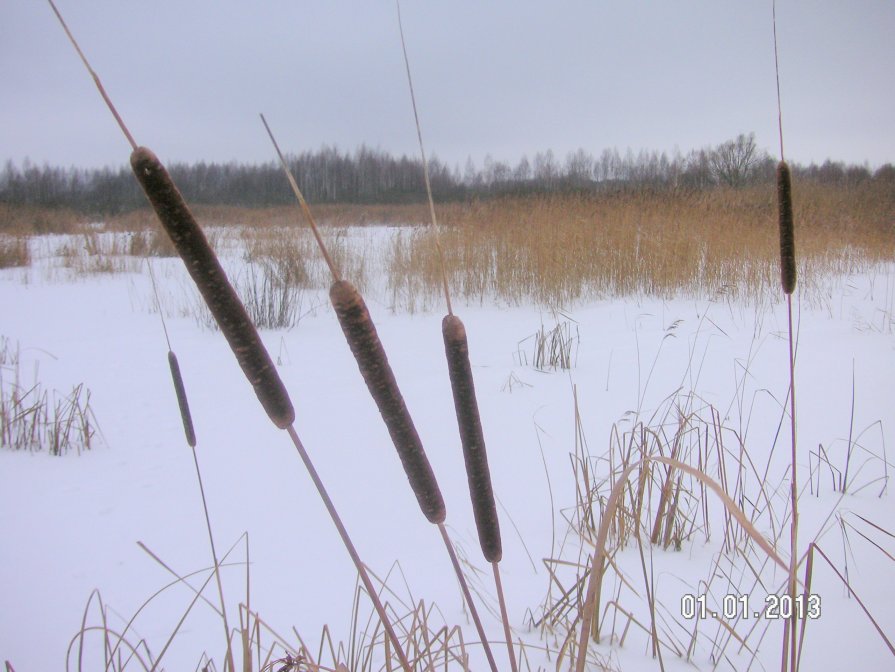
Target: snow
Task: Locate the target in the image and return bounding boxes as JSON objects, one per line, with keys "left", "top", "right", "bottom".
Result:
{"left": 2, "top": 230, "right": 894, "bottom": 671}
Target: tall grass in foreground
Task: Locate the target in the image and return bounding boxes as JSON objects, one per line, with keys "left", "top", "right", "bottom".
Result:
{"left": 66, "top": 538, "right": 562, "bottom": 672}
{"left": 537, "top": 386, "right": 894, "bottom": 671}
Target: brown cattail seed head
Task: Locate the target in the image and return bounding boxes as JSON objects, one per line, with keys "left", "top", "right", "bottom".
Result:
{"left": 330, "top": 280, "right": 446, "bottom": 524}
{"left": 443, "top": 315, "right": 502, "bottom": 562}
{"left": 131, "top": 147, "right": 295, "bottom": 429}
{"left": 167, "top": 350, "right": 197, "bottom": 447}
{"left": 777, "top": 160, "right": 796, "bottom": 295}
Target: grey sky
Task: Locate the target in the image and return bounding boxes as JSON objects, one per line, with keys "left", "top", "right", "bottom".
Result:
{"left": 2, "top": 1, "right": 893, "bottom": 173}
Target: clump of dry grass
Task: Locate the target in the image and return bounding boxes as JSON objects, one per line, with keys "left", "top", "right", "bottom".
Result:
{"left": 516, "top": 316, "right": 579, "bottom": 371}
{"left": 127, "top": 228, "right": 177, "bottom": 257}
{"left": 0, "top": 338, "right": 98, "bottom": 455}
{"left": 241, "top": 225, "right": 369, "bottom": 294}
{"left": 0, "top": 236, "right": 30, "bottom": 269}
{"left": 55, "top": 231, "right": 136, "bottom": 275}
{"left": 236, "top": 256, "right": 309, "bottom": 330}
{"left": 529, "top": 388, "right": 795, "bottom": 669}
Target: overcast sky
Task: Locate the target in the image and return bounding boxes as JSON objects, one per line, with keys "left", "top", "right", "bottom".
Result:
{"left": 2, "top": 1, "right": 893, "bottom": 173}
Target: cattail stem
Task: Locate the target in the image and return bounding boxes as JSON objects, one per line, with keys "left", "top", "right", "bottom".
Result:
{"left": 437, "top": 523, "right": 499, "bottom": 672}
{"left": 395, "top": 10, "right": 512, "bottom": 666}
{"left": 286, "top": 426, "right": 412, "bottom": 672}
{"left": 259, "top": 114, "right": 341, "bottom": 282}
{"left": 492, "top": 561, "right": 518, "bottom": 672}
{"left": 772, "top": 0, "right": 785, "bottom": 161}
{"left": 785, "top": 292, "right": 799, "bottom": 672}
{"left": 164, "top": 348, "right": 233, "bottom": 670}
{"left": 772, "top": 7, "right": 799, "bottom": 669}
{"left": 395, "top": 0, "right": 452, "bottom": 315}
{"left": 189, "top": 439, "right": 235, "bottom": 672}
{"left": 46, "top": 0, "right": 137, "bottom": 150}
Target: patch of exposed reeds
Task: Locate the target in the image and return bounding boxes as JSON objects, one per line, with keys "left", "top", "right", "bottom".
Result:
{"left": 516, "top": 317, "right": 579, "bottom": 371}
{"left": 127, "top": 228, "right": 177, "bottom": 258}
{"left": 0, "top": 236, "right": 31, "bottom": 269}
{"left": 0, "top": 338, "right": 98, "bottom": 455}
{"left": 387, "top": 184, "right": 895, "bottom": 309}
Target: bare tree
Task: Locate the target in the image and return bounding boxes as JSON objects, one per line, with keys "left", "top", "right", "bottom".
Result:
{"left": 533, "top": 150, "right": 558, "bottom": 188}
{"left": 709, "top": 132, "right": 764, "bottom": 187}
{"left": 564, "top": 148, "right": 594, "bottom": 187}
{"left": 513, "top": 155, "right": 532, "bottom": 182}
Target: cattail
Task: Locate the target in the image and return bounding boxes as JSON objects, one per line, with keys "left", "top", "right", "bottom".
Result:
{"left": 329, "top": 279, "right": 445, "bottom": 524}
{"left": 167, "top": 350, "right": 196, "bottom": 447}
{"left": 130, "top": 146, "right": 294, "bottom": 429}
{"left": 442, "top": 315, "right": 501, "bottom": 562}
{"left": 777, "top": 160, "right": 796, "bottom": 295}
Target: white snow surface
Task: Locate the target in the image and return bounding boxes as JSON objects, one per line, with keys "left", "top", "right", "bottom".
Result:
{"left": 2, "top": 231, "right": 894, "bottom": 671}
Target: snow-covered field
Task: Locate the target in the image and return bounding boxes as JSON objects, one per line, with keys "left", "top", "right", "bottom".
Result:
{"left": 2, "top": 228, "right": 894, "bottom": 671}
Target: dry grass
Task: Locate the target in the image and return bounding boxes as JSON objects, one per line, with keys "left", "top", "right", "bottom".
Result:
{"left": 57, "top": 232, "right": 134, "bottom": 275}
{"left": 67, "top": 536, "right": 551, "bottom": 672}
{"left": 0, "top": 204, "right": 92, "bottom": 235}
{"left": 101, "top": 203, "right": 430, "bottom": 232}
{"left": 240, "top": 225, "right": 370, "bottom": 294}
{"left": 534, "top": 375, "right": 894, "bottom": 671}
{"left": 0, "top": 236, "right": 30, "bottom": 269}
{"left": 0, "top": 337, "right": 98, "bottom": 456}
{"left": 127, "top": 228, "right": 177, "bottom": 257}
{"left": 388, "top": 183, "right": 895, "bottom": 308}
{"left": 516, "top": 316, "right": 579, "bottom": 371}
{"left": 9, "top": 180, "right": 890, "bottom": 308}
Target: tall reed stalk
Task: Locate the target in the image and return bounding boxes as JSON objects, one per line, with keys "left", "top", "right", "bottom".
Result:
{"left": 773, "top": 3, "right": 800, "bottom": 670}
{"left": 148, "top": 261, "right": 236, "bottom": 671}
{"left": 395, "top": 1, "right": 516, "bottom": 669}
{"left": 47, "top": 4, "right": 412, "bottom": 669}
{"left": 262, "top": 112, "right": 502, "bottom": 671}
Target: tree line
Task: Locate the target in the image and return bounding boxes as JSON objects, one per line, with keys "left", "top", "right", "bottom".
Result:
{"left": 1, "top": 133, "right": 892, "bottom": 215}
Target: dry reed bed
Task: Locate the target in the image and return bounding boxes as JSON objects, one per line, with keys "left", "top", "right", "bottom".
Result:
{"left": 5, "top": 183, "right": 892, "bottom": 309}
{"left": 387, "top": 184, "right": 895, "bottom": 308}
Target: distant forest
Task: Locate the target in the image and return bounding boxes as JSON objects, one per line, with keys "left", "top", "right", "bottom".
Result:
{"left": 2, "top": 133, "right": 892, "bottom": 215}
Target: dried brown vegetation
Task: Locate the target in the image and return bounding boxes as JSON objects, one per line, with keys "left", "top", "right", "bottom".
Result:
{"left": 6, "top": 182, "right": 892, "bottom": 310}
{"left": 0, "top": 236, "right": 30, "bottom": 269}
{"left": 388, "top": 183, "right": 895, "bottom": 308}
